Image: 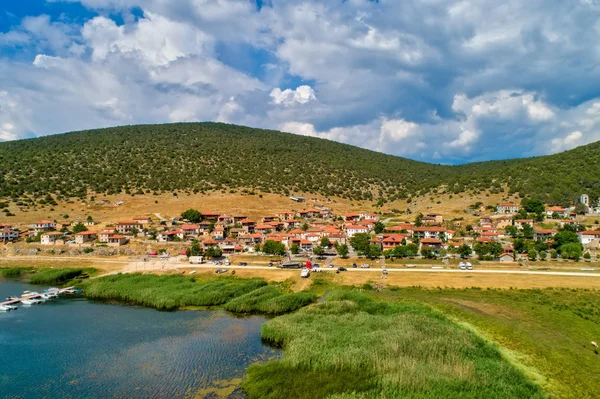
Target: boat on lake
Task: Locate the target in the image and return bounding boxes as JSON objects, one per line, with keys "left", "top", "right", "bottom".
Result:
{"left": 0, "top": 304, "right": 18, "bottom": 311}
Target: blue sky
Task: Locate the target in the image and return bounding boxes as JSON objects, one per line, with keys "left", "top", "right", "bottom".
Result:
{"left": 1, "top": 0, "right": 600, "bottom": 164}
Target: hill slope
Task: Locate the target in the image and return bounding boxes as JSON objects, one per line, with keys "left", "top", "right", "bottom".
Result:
{"left": 0, "top": 122, "right": 596, "bottom": 205}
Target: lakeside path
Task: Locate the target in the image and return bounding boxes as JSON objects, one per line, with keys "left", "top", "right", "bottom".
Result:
{"left": 4, "top": 255, "right": 600, "bottom": 289}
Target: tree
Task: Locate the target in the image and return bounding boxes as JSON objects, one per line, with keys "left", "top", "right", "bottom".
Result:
{"left": 514, "top": 238, "right": 526, "bottom": 253}
{"left": 521, "top": 198, "right": 545, "bottom": 214}
{"left": 86, "top": 215, "right": 94, "bottom": 223}
{"left": 550, "top": 249, "right": 558, "bottom": 259}
{"left": 575, "top": 203, "right": 588, "bottom": 215}
{"left": 488, "top": 241, "right": 504, "bottom": 258}
{"left": 414, "top": 213, "right": 424, "bottom": 227}
{"left": 527, "top": 247, "right": 537, "bottom": 261}
{"left": 551, "top": 212, "right": 560, "bottom": 219}
{"left": 263, "top": 240, "right": 286, "bottom": 256}
{"left": 539, "top": 250, "right": 547, "bottom": 260}
{"left": 187, "top": 239, "right": 203, "bottom": 256}
{"left": 553, "top": 230, "right": 580, "bottom": 249}
{"left": 458, "top": 244, "right": 472, "bottom": 258}
{"left": 181, "top": 209, "right": 202, "bottom": 223}
{"left": 374, "top": 221, "right": 385, "bottom": 234}
{"left": 290, "top": 244, "right": 300, "bottom": 254}
{"left": 421, "top": 247, "right": 435, "bottom": 259}
{"left": 367, "top": 244, "right": 382, "bottom": 259}
{"left": 337, "top": 243, "right": 349, "bottom": 258}
{"left": 320, "top": 236, "right": 331, "bottom": 248}
{"left": 72, "top": 222, "right": 87, "bottom": 234}
{"left": 301, "top": 222, "right": 309, "bottom": 231}
{"left": 521, "top": 224, "right": 534, "bottom": 239}
{"left": 350, "top": 233, "right": 371, "bottom": 254}
{"left": 584, "top": 252, "right": 591, "bottom": 260}
{"left": 505, "top": 225, "right": 518, "bottom": 237}
{"left": 560, "top": 243, "right": 582, "bottom": 260}
{"left": 313, "top": 245, "right": 325, "bottom": 256}
{"left": 205, "top": 246, "right": 222, "bottom": 258}
{"left": 131, "top": 227, "right": 139, "bottom": 236}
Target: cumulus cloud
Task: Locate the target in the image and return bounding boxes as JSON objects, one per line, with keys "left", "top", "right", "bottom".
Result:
{"left": 270, "top": 85, "right": 316, "bottom": 106}
{"left": 1, "top": 0, "right": 600, "bottom": 164}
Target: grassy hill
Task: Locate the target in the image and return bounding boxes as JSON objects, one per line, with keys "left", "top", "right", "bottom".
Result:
{"left": 0, "top": 122, "right": 596, "bottom": 206}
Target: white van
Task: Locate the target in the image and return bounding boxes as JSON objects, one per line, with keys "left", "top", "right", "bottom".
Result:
{"left": 189, "top": 256, "right": 204, "bottom": 264}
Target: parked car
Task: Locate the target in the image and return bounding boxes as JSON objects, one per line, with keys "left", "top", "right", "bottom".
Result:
{"left": 352, "top": 263, "right": 357, "bottom": 268}
{"left": 215, "top": 268, "right": 229, "bottom": 274}
{"left": 312, "top": 263, "right": 320, "bottom": 268}
{"left": 239, "top": 262, "right": 248, "bottom": 266}
{"left": 360, "top": 264, "right": 370, "bottom": 268}
{"left": 300, "top": 269, "right": 310, "bottom": 278}
{"left": 337, "top": 267, "right": 347, "bottom": 272}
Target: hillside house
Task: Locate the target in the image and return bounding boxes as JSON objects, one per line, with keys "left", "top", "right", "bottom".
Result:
{"left": 74, "top": 231, "right": 97, "bottom": 244}
{"left": 232, "top": 215, "right": 248, "bottom": 224}
{"left": 202, "top": 238, "right": 218, "bottom": 249}
{"left": 344, "top": 213, "right": 361, "bottom": 222}
{"left": 239, "top": 219, "right": 255, "bottom": 233}
{"left": 228, "top": 228, "right": 244, "bottom": 238}
{"left": 41, "top": 231, "right": 63, "bottom": 245}
{"left": 213, "top": 226, "right": 225, "bottom": 239}
{"left": 32, "top": 220, "right": 57, "bottom": 233}
{"left": 499, "top": 253, "right": 515, "bottom": 262}
{"left": 218, "top": 214, "right": 233, "bottom": 224}
{"left": 534, "top": 228, "right": 557, "bottom": 241}
{"left": 202, "top": 212, "right": 220, "bottom": 221}
{"left": 412, "top": 226, "right": 447, "bottom": 240}
{"left": 480, "top": 215, "right": 492, "bottom": 225}
{"left": 276, "top": 211, "right": 295, "bottom": 220}
{"left": 262, "top": 216, "right": 277, "bottom": 223}
{"left": 494, "top": 216, "right": 513, "bottom": 229}
{"left": 300, "top": 239, "right": 313, "bottom": 251}
{"left": 345, "top": 225, "right": 369, "bottom": 238}
{"left": 180, "top": 224, "right": 200, "bottom": 236}
{"left": 579, "top": 230, "right": 600, "bottom": 246}
{"left": 381, "top": 234, "right": 407, "bottom": 250}
{"left": 99, "top": 230, "right": 116, "bottom": 243}
{"left": 255, "top": 224, "right": 273, "bottom": 234}
{"left": 0, "top": 228, "right": 19, "bottom": 242}
{"left": 157, "top": 230, "right": 179, "bottom": 242}
{"left": 297, "top": 209, "right": 320, "bottom": 218}
{"left": 115, "top": 221, "right": 141, "bottom": 234}
{"left": 514, "top": 219, "right": 533, "bottom": 229}
{"left": 328, "top": 232, "right": 346, "bottom": 245}
{"left": 282, "top": 219, "right": 300, "bottom": 229}
{"left": 107, "top": 235, "right": 128, "bottom": 246}
{"left": 545, "top": 207, "right": 568, "bottom": 218}
{"left": 420, "top": 237, "right": 442, "bottom": 249}
{"left": 497, "top": 203, "right": 519, "bottom": 214}
{"left": 133, "top": 216, "right": 152, "bottom": 225}
{"left": 422, "top": 213, "right": 444, "bottom": 225}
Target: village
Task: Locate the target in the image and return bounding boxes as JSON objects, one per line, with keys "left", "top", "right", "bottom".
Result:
{"left": 1, "top": 193, "right": 600, "bottom": 266}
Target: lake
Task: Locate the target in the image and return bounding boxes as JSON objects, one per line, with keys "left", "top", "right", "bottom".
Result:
{"left": 0, "top": 281, "right": 279, "bottom": 399}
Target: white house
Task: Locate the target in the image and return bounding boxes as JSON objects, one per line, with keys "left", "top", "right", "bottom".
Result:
{"left": 32, "top": 220, "right": 57, "bottom": 233}
{"left": 497, "top": 203, "right": 519, "bottom": 214}
{"left": 41, "top": 232, "right": 63, "bottom": 245}
{"left": 345, "top": 225, "right": 369, "bottom": 238}
{"left": 579, "top": 230, "right": 600, "bottom": 245}
{"left": 74, "top": 231, "right": 97, "bottom": 244}
{"left": 0, "top": 228, "right": 19, "bottom": 242}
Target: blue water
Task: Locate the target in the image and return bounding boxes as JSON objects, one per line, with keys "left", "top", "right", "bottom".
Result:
{"left": 0, "top": 281, "right": 279, "bottom": 399}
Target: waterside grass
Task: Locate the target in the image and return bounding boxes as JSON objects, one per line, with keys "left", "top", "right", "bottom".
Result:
{"left": 243, "top": 290, "right": 545, "bottom": 399}
{"left": 29, "top": 268, "right": 92, "bottom": 285}
{"left": 223, "top": 286, "right": 317, "bottom": 315}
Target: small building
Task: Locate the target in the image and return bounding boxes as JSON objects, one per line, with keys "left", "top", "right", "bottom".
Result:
{"left": 115, "top": 221, "right": 142, "bottom": 234}
{"left": 133, "top": 216, "right": 152, "bottom": 225}
{"left": 213, "top": 226, "right": 225, "bottom": 239}
{"left": 32, "top": 220, "right": 57, "bottom": 233}
{"left": 578, "top": 230, "right": 600, "bottom": 246}
{"left": 75, "top": 231, "right": 97, "bottom": 244}
{"left": 41, "top": 232, "right": 63, "bottom": 245}
{"left": 497, "top": 203, "right": 519, "bottom": 214}
{"left": 99, "top": 229, "right": 116, "bottom": 243}
{"left": 0, "top": 228, "right": 19, "bottom": 242}
{"left": 345, "top": 225, "right": 369, "bottom": 238}
{"left": 534, "top": 228, "right": 557, "bottom": 241}
{"left": 202, "top": 212, "right": 220, "bottom": 221}
{"left": 420, "top": 237, "right": 442, "bottom": 249}
{"left": 499, "top": 253, "right": 515, "bottom": 262}
{"left": 514, "top": 219, "right": 533, "bottom": 229}
{"left": 157, "top": 230, "right": 179, "bottom": 242}
{"left": 276, "top": 211, "right": 295, "bottom": 220}
{"left": 107, "top": 235, "right": 128, "bottom": 246}
{"left": 545, "top": 207, "right": 568, "bottom": 218}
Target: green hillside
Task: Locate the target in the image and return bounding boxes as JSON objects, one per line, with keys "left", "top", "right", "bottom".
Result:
{"left": 0, "top": 122, "right": 595, "bottom": 205}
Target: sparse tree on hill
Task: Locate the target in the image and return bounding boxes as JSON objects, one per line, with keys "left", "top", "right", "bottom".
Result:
{"left": 181, "top": 209, "right": 202, "bottom": 223}
{"left": 72, "top": 222, "right": 87, "bottom": 234}
{"left": 320, "top": 236, "right": 330, "bottom": 248}
{"left": 374, "top": 221, "right": 385, "bottom": 234}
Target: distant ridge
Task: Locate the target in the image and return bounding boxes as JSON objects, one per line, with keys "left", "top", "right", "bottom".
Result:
{"left": 0, "top": 122, "right": 597, "bottom": 205}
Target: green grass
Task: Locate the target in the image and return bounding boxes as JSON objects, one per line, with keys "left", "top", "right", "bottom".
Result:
{"left": 243, "top": 290, "right": 544, "bottom": 399}
{"left": 83, "top": 274, "right": 268, "bottom": 310}
{"left": 0, "top": 267, "right": 29, "bottom": 278}
{"left": 223, "top": 286, "right": 317, "bottom": 315}
{"left": 29, "top": 268, "right": 93, "bottom": 285}
{"left": 373, "top": 287, "right": 600, "bottom": 398}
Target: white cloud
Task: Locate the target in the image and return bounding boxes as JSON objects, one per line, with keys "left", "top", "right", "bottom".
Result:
{"left": 270, "top": 85, "right": 316, "bottom": 106}
{"left": 552, "top": 131, "right": 583, "bottom": 151}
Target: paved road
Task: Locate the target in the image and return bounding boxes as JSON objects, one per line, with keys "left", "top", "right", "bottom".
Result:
{"left": 183, "top": 264, "right": 600, "bottom": 278}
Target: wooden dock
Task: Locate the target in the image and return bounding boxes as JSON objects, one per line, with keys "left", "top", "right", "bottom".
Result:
{"left": 1, "top": 286, "right": 76, "bottom": 306}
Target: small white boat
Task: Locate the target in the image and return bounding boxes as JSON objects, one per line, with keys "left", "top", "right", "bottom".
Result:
{"left": 21, "top": 299, "right": 37, "bottom": 305}
{"left": 41, "top": 293, "right": 55, "bottom": 300}
{"left": 21, "top": 291, "right": 40, "bottom": 298}
{"left": 0, "top": 305, "right": 13, "bottom": 311}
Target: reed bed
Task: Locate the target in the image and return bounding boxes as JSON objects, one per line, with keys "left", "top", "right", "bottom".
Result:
{"left": 0, "top": 267, "right": 28, "bottom": 278}
{"left": 83, "top": 273, "right": 268, "bottom": 310}
{"left": 224, "top": 286, "right": 317, "bottom": 315}
{"left": 243, "top": 290, "right": 544, "bottom": 399}
{"left": 29, "top": 268, "right": 89, "bottom": 285}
